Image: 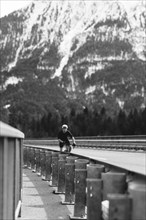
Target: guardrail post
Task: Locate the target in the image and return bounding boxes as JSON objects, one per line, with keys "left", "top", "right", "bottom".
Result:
{"left": 128, "top": 181, "right": 146, "bottom": 220}
{"left": 75, "top": 159, "right": 89, "bottom": 169}
{"left": 70, "top": 159, "right": 89, "bottom": 219}
{"left": 86, "top": 164, "right": 104, "bottom": 220}
{"left": 35, "top": 148, "right": 41, "bottom": 175}
{"left": 49, "top": 152, "right": 59, "bottom": 187}
{"left": 53, "top": 154, "right": 68, "bottom": 194}
{"left": 23, "top": 146, "right": 28, "bottom": 167}
{"left": 66, "top": 156, "right": 78, "bottom": 164}
{"left": 87, "top": 164, "right": 105, "bottom": 179}
{"left": 45, "top": 151, "right": 52, "bottom": 181}
{"left": 107, "top": 194, "right": 132, "bottom": 220}
{"left": 27, "top": 147, "right": 31, "bottom": 169}
{"left": 40, "top": 149, "right": 46, "bottom": 180}
{"left": 62, "top": 156, "right": 78, "bottom": 205}
{"left": 29, "top": 147, "right": 34, "bottom": 169}
{"left": 73, "top": 169, "right": 87, "bottom": 219}
{"left": 31, "top": 147, "right": 36, "bottom": 172}
{"left": 102, "top": 173, "right": 127, "bottom": 200}
{"left": 87, "top": 179, "right": 102, "bottom": 220}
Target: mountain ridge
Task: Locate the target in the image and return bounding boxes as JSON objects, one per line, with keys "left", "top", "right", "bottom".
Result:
{"left": 0, "top": 0, "right": 146, "bottom": 126}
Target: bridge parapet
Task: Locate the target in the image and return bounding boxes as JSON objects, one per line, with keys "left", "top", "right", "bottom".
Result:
{"left": 0, "top": 121, "right": 24, "bottom": 220}
{"left": 24, "top": 138, "right": 146, "bottom": 151}
{"left": 24, "top": 144, "right": 146, "bottom": 220}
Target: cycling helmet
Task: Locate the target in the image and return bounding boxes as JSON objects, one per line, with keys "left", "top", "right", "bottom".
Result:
{"left": 62, "top": 124, "right": 68, "bottom": 129}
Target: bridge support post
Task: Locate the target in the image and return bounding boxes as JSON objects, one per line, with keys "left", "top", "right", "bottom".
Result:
{"left": 49, "top": 152, "right": 59, "bottom": 187}
{"left": 128, "top": 181, "right": 146, "bottom": 220}
{"left": 87, "top": 179, "right": 102, "bottom": 220}
{"left": 53, "top": 154, "right": 67, "bottom": 194}
{"left": 62, "top": 156, "right": 78, "bottom": 205}
{"left": 107, "top": 194, "right": 132, "bottom": 220}
{"left": 102, "top": 173, "right": 126, "bottom": 200}
{"left": 45, "top": 151, "right": 52, "bottom": 181}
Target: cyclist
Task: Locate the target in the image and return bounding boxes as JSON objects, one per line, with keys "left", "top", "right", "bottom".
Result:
{"left": 58, "top": 124, "right": 76, "bottom": 152}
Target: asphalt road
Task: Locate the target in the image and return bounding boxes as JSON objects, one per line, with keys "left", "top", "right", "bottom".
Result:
{"left": 44, "top": 146, "right": 146, "bottom": 175}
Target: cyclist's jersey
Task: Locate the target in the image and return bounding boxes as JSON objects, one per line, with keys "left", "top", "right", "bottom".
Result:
{"left": 58, "top": 130, "right": 73, "bottom": 143}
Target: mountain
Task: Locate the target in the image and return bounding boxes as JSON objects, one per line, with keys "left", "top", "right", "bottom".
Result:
{"left": 0, "top": 0, "right": 146, "bottom": 126}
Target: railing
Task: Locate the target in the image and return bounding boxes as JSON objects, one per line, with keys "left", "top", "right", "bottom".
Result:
{"left": 24, "top": 138, "right": 146, "bottom": 152}
{"left": 23, "top": 144, "right": 146, "bottom": 220}
{"left": 0, "top": 121, "right": 24, "bottom": 220}
{"left": 25, "top": 135, "right": 146, "bottom": 140}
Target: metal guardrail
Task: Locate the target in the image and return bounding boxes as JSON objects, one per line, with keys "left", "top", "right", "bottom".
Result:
{"left": 0, "top": 121, "right": 24, "bottom": 220}
{"left": 24, "top": 138, "right": 146, "bottom": 152}
{"left": 25, "top": 135, "right": 146, "bottom": 140}
{"left": 23, "top": 145, "right": 146, "bottom": 220}
{"left": 77, "top": 135, "right": 146, "bottom": 140}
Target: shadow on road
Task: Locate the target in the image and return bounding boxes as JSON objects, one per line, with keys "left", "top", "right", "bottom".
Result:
{"left": 21, "top": 169, "right": 72, "bottom": 220}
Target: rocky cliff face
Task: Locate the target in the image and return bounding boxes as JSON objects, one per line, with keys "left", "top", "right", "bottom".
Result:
{"left": 0, "top": 0, "right": 146, "bottom": 119}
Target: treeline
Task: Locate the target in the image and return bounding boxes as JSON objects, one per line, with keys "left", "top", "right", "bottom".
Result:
{"left": 13, "top": 107, "right": 146, "bottom": 138}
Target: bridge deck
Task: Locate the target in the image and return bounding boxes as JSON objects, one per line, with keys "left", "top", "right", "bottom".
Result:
{"left": 43, "top": 146, "right": 146, "bottom": 175}
{"left": 19, "top": 146, "right": 146, "bottom": 220}
{"left": 18, "top": 169, "right": 73, "bottom": 220}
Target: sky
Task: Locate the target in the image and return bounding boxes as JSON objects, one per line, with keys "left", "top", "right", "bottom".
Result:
{"left": 0, "top": 0, "right": 32, "bottom": 18}
{"left": 0, "top": 0, "right": 143, "bottom": 18}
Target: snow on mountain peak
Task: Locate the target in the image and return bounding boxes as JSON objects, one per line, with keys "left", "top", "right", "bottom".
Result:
{"left": 0, "top": 0, "right": 145, "bottom": 73}
{"left": 0, "top": 0, "right": 146, "bottom": 113}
